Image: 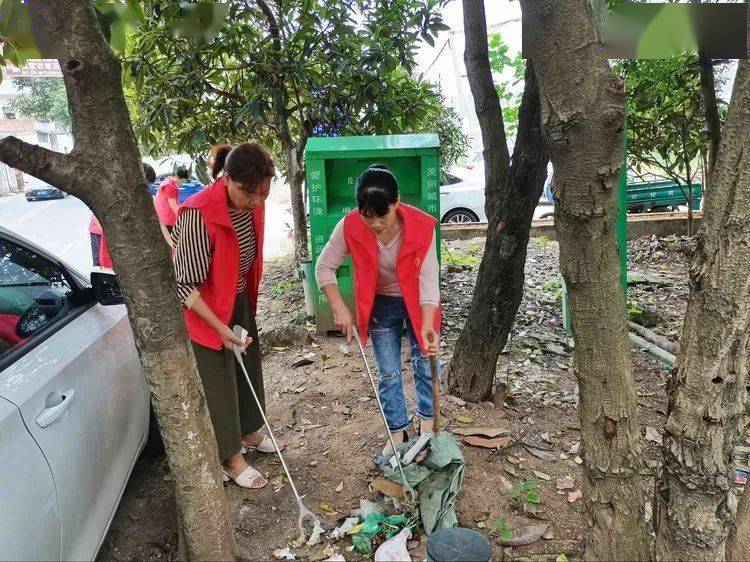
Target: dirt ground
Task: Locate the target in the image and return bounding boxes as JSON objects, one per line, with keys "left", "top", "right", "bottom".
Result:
{"left": 98, "top": 234, "right": 696, "bottom": 562}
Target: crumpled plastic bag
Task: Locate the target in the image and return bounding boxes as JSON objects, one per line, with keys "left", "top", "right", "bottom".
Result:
{"left": 350, "top": 512, "right": 410, "bottom": 555}
{"left": 374, "top": 528, "right": 412, "bottom": 562}
{"left": 378, "top": 431, "right": 465, "bottom": 535}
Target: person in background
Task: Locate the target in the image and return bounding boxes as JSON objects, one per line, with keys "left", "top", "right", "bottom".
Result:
{"left": 172, "top": 142, "right": 281, "bottom": 489}
{"left": 315, "top": 165, "right": 441, "bottom": 454}
{"left": 91, "top": 163, "right": 156, "bottom": 267}
{"left": 154, "top": 166, "right": 189, "bottom": 247}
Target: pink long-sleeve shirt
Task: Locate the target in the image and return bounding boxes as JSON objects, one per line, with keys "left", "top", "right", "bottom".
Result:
{"left": 315, "top": 217, "right": 440, "bottom": 307}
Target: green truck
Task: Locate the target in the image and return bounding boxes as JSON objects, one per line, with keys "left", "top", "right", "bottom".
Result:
{"left": 625, "top": 179, "right": 702, "bottom": 213}
{"left": 544, "top": 176, "right": 702, "bottom": 213}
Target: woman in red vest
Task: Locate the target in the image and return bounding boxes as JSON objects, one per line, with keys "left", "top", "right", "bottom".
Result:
{"left": 315, "top": 165, "right": 440, "bottom": 453}
{"left": 172, "top": 142, "right": 281, "bottom": 489}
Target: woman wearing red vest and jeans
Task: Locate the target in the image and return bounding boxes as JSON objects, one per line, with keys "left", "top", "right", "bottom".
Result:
{"left": 172, "top": 142, "right": 282, "bottom": 489}
{"left": 316, "top": 166, "right": 440, "bottom": 454}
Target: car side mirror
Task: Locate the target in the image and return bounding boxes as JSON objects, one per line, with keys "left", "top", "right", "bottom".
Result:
{"left": 91, "top": 271, "right": 124, "bottom": 306}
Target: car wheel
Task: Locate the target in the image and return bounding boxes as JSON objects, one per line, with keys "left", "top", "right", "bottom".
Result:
{"left": 442, "top": 209, "right": 480, "bottom": 224}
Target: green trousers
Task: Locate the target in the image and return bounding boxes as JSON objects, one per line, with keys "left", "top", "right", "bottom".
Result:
{"left": 191, "top": 292, "right": 265, "bottom": 461}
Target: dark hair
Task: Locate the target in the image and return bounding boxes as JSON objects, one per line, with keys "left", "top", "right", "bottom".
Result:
{"left": 142, "top": 162, "right": 156, "bottom": 184}
{"left": 213, "top": 142, "right": 276, "bottom": 193}
{"left": 355, "top": 165, "right": 399, "bottom": 218}
{"left": 174, "top": 166, "right": 189, "bottom": 180}
{"left": 209, "top": 144, "right": 231, "bottom": 180}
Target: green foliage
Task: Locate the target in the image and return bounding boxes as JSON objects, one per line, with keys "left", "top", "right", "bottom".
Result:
{"left": 10, "top": 78, "right": 71, "bottom": 127}
{"left": 488, "top": 33, "right": 525, "bottom": 140}
{"left": 513, "top": 481, "right": 541, "bottom": 505}
{"left": 444, "top": 251, "right": 478, "bottom": 270}
{"left": 427, "top": 98, "right": 469, "bottom": 175}
{"left": 269, "top": 279, "right": 297, "bottom": 298}
{"left": 615, "top": 55, "right": 727, "bottom": 188}
{"left": 491, "top": 518, "right": 512, "bottom": 541}
{"left": 123, "top": 0, "right": 449, "bottom": 163}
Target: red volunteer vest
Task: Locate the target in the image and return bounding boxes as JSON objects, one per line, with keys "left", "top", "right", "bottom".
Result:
{"left": 343, "top": 203, "right": 440, "bottom": 351}
{"left": 180, "top": 177, "right": 265, "bottom": 350}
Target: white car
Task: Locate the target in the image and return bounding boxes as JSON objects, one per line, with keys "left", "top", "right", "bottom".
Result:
{"left": 440, "top": 170, "right": 554, "bottom": 224}
{"left": 0, "top": 226, "right": 151, "bottom": 560}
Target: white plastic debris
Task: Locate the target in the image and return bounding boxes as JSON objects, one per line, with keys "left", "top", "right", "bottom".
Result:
{"left": 325, "top": 555, "right": 346, "bottom": 562}
{"left": 273, "top": 547, "right": 296, "bottom": 560}
{"left": 402, "top": 432, "right": 432, "bottom": 465}
{"left": 332, "top": 517, "right": 360, "bottom": 539}
{"left": 353, "top": 499, "right": 384, "bottom": 518}
{"left": 306, "top": 519, "right": 326, "bottom": 546}
{"left": 374, "top": 528, "right": 412, "bottom": 562}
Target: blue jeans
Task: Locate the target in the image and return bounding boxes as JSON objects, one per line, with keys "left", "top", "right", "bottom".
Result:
{"left": 369, "top": 295, "right": 440, "bottom": 432}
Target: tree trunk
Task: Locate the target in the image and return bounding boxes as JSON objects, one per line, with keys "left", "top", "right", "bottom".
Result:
{"left": 520, "top": 1, "right": 649, "bottom": 559}
{"left": 690, "top": 0, "right": 722, "bottom": 187}
{"left": 654, "top": 58, "right": 750, "bottom": 562}
{"left": 257, "top": 0, "right": 310, "bottom": 264}
{"left": 699, "top": 56, "right": 721, "bottom": 186}
{"left": 280, "top": 137, "right": 310, "bottom": 264}
{"left": 447, "top": 0, "right": 549, "bottom": 403}
{"left": 0, "top": 2, "right": 235, "bottom": 559}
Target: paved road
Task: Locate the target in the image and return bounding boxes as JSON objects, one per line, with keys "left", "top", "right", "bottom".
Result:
{"left": 0, "top": 193, "right": 294, "bottom": 277}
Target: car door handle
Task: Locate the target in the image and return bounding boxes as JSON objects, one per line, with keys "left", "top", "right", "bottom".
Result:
{"left": 36, "top": 389, "right": 76, "bottom": 428}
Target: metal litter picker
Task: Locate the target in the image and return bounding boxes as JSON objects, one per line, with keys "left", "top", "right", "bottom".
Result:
{"left": 232, "top": 326, "right": 320, "bottom": 536}
{"left": 352, "top": 326, "right": 418, "bottom": 509}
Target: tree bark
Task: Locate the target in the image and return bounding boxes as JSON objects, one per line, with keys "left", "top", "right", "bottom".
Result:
{"left": 520, "top": 1, "right": 649, "bottom": 559}
{"left": 1, "top": 2, "right": 235, "bottom": 559}
{"left": 447, "top": 0, "right": 549, "bottom": 402}
{"left": 690, "top": 0, "right": 722, "bottom": 186}
{"left": 655, "top": 59, "right": 750, "bottom": 562}
{"left": 257, "top": 0, "right": 310, "bottom": 264}
{"left": 699, "top": 56, "right": 721, "bottom": 187}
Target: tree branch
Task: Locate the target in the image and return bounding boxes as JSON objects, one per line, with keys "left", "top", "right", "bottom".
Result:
{"left": 0, "top": 136, "right": 81, "bottom": 195}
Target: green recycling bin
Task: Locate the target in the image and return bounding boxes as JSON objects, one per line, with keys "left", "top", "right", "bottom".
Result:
{"left": 305, "top": 134, "right": 441, "bottom": 333}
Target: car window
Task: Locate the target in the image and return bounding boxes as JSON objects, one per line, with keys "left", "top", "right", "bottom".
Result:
{"left": 441, "top": 173, "right": 462, "bottom": 186}
{"left": 0, "top": 239, "right": 75, "bottom": 358}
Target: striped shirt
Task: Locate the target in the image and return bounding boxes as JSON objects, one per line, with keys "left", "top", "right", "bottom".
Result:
{"left": 172, "top": 208, "right": 257, "bottom": 308}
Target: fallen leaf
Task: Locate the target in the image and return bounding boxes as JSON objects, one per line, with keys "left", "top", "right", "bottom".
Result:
{"left": 498, "top": 474, "right": 514, "bottom": 491}
{"left": 477, "top": 521, "right": 486, "bottom": 529}
{"left": 456, "top": 415, "right": 475, "bottom": 424}
{"left": 645, "top": 426, "right": 663, "bottom": 445}
{"left": 568, "top": 489, "right": 583, "bottom": 503}
{"left": 556, "top": 555, "right": 569, "bottom": 562}
{"left": 533, "top": 470, "right": 552, "bottom": 481}
{"left": 335, "top": 481, "right": 344, "bottom": 493}
{"left": 497, "top": 522, "right": 551, "bottom": 547}
{"left": 645, "top": 501, "right": 653, "bottom": 523}
{"left": 318, "top": 503, "right": 337, "bottom": 514}
{"left": 543, "top": 529, "right": 554, "bottom": 540}
{"left": 291, "top": 353, "right": 317, "bottom": 368}
{"left": 463, "top": 435, "right": 513, "bottom": 449}
{"left": 556, "top": 477, "right": 575, "bottom": 490}
{"left": 505, "top": 466, "right": 519, "bottom": 478}
{"left": 452, "top": 426, "right": 509, "bottom": 438}
{"left": 524, "top": 445, "right": 557, "bottom": 461}
{"left": 162, "top": 474, "right": 173, "bottom": 482}
{"left": 272, "top": 346, "right": 288, "bottom": 352}
{"left": 371, "top": 477, "right": 404, "bottom": 499}
{"left": 271, "top": 474, "right": 285, "bottom": 492}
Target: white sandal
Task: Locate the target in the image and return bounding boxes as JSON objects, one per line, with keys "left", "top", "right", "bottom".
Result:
{"left": 242, "top": 435, "right": 285, "bottom": 454}
{"left": 222, "top": 465, "right": 267, "bottom": 489}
